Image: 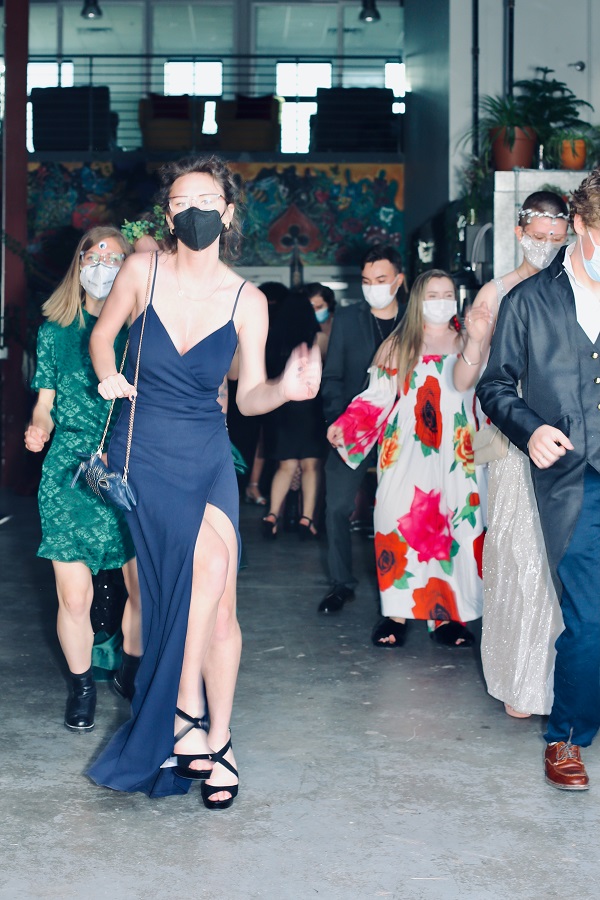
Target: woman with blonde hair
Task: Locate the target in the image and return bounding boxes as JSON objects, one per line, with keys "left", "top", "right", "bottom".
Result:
{"left": 329, "top": 269, "right": 492, "bottom": 648}
{"left": 25, "top": 225, "right": 142, "bottom": 733}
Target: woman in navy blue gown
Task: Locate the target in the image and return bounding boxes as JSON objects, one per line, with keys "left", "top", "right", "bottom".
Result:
{"left": 88, "top": 156, "right": 321, "bottom": 808}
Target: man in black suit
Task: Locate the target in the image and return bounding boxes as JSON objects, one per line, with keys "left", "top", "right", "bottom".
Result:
{"left": 478, "top": 168, "right": 600, "bottom": 791}
{"left": 318, "top": 246, "right": 405, "bottom": 614}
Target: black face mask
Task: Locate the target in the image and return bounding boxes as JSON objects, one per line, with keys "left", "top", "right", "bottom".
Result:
{"left": 172, "top": 207, "right": 224, "bottom": 252}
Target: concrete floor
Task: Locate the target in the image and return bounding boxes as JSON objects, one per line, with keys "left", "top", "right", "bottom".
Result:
{"left": 1, "top": 491, "right": 599, "bottom": 900}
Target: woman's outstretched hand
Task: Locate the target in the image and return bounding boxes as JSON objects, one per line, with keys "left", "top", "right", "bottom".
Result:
{"left": 280, "top": 343, "right": 322, "bottom": 402}
{"left": 98, "top": 373, "right": 137, "bottom": 401}
{"left": 464, "top": 301, "right": 494, "bottom": 344}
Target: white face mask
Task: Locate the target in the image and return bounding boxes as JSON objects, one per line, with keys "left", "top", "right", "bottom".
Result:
{"left": 80, "top": 263, "right": 119, "bottom": 301}
{"left": 362, "top": 276, "right": 399, "bottom": 310}
{"left": 422, "top": 299, "right": 457, "bottom": 324}
{"left": 520, "top": 233, "right": 563, "bottom": 270}
{"left": 581, "top": 230, "right": 600, "bottom": 282}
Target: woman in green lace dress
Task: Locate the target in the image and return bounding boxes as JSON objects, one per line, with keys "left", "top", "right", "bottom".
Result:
{"left": 25, "top": 226, "right": 141, "bottom": 733}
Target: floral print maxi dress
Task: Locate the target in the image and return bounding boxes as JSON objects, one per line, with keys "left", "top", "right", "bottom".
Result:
{"left": 334, "top": 355, "right": 485, "bottom": 624}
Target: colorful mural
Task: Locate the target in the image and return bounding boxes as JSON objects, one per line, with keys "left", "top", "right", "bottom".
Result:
{"left": 25, "top": 159, "right": 404, "bottom": 277}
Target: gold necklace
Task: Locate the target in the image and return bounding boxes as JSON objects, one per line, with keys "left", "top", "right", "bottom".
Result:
{"left": 175, "top": 258, "right": 227, "bottom": 302}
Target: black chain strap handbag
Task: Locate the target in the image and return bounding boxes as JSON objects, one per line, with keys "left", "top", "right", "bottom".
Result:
{"left": 71, "top": 252, "right": 156, "bottom": 512}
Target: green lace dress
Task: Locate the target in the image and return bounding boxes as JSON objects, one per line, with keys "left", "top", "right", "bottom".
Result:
{"left": 32, "top": 309, "right": 135, "bottom": 573}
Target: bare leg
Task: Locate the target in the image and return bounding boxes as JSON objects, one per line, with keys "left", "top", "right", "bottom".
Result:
{"left": 173, "top": 504, "right": 240, "bottom": 800}
{"left": 299, "top": 457, "right": 322, "bottom": 534}
{"left": 53, "top": 560, "right": 94, "bottom": 674}
{"left": 245, "top": 430, "right": 266, "bottom": 504}
{"left": 264, "top": 459, "right": 299, "bottom": 532}
{"left": 121, "top": 557, "right": 143, "bottom": 657}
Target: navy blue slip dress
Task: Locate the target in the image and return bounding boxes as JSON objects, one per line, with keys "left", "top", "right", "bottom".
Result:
{"left": 89, "top": 254, "right": 243, "bottom": 797}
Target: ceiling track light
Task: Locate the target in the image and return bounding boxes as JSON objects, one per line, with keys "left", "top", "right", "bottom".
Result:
{"left": 359, "top": 0, "right": 381, "bottom": 23}
{"left": 81, "top": 1, "right": 103, "bottom": 19}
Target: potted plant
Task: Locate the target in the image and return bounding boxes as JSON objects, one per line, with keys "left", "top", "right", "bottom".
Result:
{"left": 473, "top": 94, "right": 537, "bottom": 170}
{"left": 547, "top": 125, "right": 599, "bottom": 171}
{"left": 515, "top": 68, "right": 594, "bottom": 166}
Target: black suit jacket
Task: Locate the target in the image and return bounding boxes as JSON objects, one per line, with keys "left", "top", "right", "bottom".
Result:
{"left": 322, "top": 302, "right": 383, "bottom": 426}
{"left": 476, "top": 249, "right": 587, "bottom": 596}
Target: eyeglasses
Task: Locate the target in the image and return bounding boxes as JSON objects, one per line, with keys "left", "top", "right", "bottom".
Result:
{"left": 168, "top": 193, "right": 225, "bottom": 213}
{"left": 80, "top": 251, "right": 125, "bottom": 267}
{"left": 525, "top": 231, "right": 568, "bottom": 245}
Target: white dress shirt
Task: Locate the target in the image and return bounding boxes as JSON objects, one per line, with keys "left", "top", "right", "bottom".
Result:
{"left": 563, "top": 242, "right": 600, "bottom": 343}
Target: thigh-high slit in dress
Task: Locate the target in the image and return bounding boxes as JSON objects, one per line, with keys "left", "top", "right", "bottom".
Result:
{"left": 89, "top": 258, "right": 243, "bottom": 797}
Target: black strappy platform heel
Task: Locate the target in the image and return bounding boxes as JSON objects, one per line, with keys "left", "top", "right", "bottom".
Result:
{"left": 200, "top": 734, "right": 239, "bottom": 810}
{"left": 261, "top": 512, "right": 279, "bottom": 539}
{"left": 173, "top": 708, "right": 213, "bottom": 780}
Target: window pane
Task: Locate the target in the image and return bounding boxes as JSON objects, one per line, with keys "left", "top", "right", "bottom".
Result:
{"left": 280, "top": 101, "right": 317, "bottom": 154}
{"left": 63, "top": 3, "right": 144, "bottom": 54}
{"left": 342, "top": 4, "right": 403, "bottom": 56}
{"left": 29, "top": 5, "right": 58, "bottom": 54}
{"left": 276, "top": 63, "right": 332, "bottom": 98}
{"left": 27, "top": 62, "right": 75, "bottom": 152}
{"left": 385, "top": 62, "right": 406, "bottom": 97}
{"left": 153, "top": 3, "right": 233, "bottom": 55}
{"left": 256, "top": 4, "right": 337, "bottom": 55}
{"left": 164, "top": 61, "right": 223, "bottom": 96}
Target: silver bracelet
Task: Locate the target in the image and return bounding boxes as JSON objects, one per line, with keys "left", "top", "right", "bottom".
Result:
{"left": 461, "top": 351, "right": 481, "bottom": 367}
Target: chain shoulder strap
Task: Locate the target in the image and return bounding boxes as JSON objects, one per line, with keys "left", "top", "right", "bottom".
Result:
{"left": 97, "top": 338, "right": 129, "bottom": 454}
{"left": 95, "top": 252, "right": 156, "bottom": 471}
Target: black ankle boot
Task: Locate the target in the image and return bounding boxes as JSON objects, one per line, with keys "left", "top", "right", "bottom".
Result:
{"left": 64, "top": 667, "right": 96, "bottom": 732}
{"left": 113, "top": 652, "right": 141, "bottom": 702}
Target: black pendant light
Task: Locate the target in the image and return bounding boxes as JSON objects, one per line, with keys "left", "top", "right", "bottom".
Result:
{"left": 81, "top": 1, "right": 103, "bottom": 19}
{"left": 359, "top": 0, "right": 381, "bottom": 23}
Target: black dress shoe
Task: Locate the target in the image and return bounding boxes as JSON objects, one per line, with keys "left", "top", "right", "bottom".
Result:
{"left": 113, "top": 651, "right": 141, "bottom": 703}
{"left": 318, "top": 585, "right": 355, "bottom": 614}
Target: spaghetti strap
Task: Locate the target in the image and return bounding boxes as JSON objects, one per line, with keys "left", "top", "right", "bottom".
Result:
{"left": 231, "top": 281, "right": 246, "bottom": 321}
{"left": 148, "top": 251, "right": 159, "bottom": 306}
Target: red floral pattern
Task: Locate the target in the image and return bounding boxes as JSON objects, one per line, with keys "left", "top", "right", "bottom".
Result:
{"left": 414, "top": 376, "right": 442, "bottom": 450}
{"left": 397, "top": 487, "right": 453, "bottom": 562}
{"left": 337, "top": 397, "right": 383, "bottom": 460}
{"left": 473, "top": 531, "right": 485, "bottom": 580}
{"left": 411, "top": 577, "right": 461, "bottom": 621}
{"left": 374, "top": 531, "right": 408, "bottom": 591}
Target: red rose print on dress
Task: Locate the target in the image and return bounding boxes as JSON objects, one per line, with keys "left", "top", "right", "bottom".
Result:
{"left": 411, "top": 577, "right": 461, "bottom": 621}
{"left": 414, "top": 375, "right": 442, "bottom": 453}
{"left": 397, "top": 486, "right": 453, "bottom": 562}
{"left": 374, "top": 531, "right": 409, "bottom": 591}
{"left": 473, "top": 530, "right": 485, "bottom": 580}
{"left": 336, "top": 398, "right": 385, "bottom": 461}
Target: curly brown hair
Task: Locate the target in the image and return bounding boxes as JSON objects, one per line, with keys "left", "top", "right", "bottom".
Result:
{"left": 156, "top": 155, "right": 243, "bottom": 260}
{"left": 570, "top": 167, "right": 600, "bottom": 229}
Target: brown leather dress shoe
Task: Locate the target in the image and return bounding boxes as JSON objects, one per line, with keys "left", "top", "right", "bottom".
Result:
{"left": 544, "top": 742, "right": 590, "bottom": 791}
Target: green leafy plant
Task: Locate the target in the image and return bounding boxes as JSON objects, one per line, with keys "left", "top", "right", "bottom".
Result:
{"left": 515, "top": 68, "right": 593, "bottom": 149}
{"left": 546, "top": 125, "right": 600, "bottom": 169}
{"left": 121, "top": 204, "right": 167, "bottom": 245}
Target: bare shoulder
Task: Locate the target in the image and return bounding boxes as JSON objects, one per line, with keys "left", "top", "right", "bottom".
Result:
{"left": 230, "top": 276, "right": 267, "bottom": 321}
{"left": 472, "top": 280, "right": 497, "bottom": 308}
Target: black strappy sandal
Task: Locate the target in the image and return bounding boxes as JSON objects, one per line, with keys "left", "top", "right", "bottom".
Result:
{"left": 298, "top": 516, "right": 318, "bottom": 541}
{"left": 173, "top": 708, "right": 213, "bottom": 780}
{"left": 200, "top": 734, "right": 239, "bottom": 810}
{"left": 261, "top": 512, "right": 279, "bottom": 539}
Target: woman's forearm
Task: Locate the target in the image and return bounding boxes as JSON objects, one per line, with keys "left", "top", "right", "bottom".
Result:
{"left": 454, "top": 337, "right": 485, "bottom": 392}
{"left": 89, "top": 330, "right": 119, "bottom": 382}
{"left": 236, "top": 378, "right": 287, "bottom": 416}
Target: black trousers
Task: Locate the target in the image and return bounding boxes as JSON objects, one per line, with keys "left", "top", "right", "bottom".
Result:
{"left": 324, "top": 448, "right": 374, "bottom": 590}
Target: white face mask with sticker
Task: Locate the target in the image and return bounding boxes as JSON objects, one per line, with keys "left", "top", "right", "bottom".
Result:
{"left": 422, "top": 299, "right": 457, "bottom": 324}
{"left": 80, "top": 264, "right": 119, "bottom": 301}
